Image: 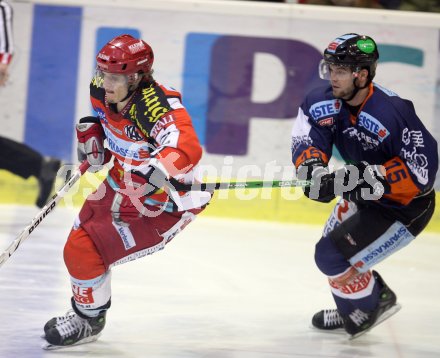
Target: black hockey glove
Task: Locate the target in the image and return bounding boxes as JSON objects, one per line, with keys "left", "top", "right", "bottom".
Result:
{"left": 341, "top": 161, "right": 390, "bottom": 203}
{"left": 297, "top": 158, "right": 336, "bottom": 203}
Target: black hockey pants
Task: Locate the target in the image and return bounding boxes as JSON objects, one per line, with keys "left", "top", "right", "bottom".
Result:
{"left": 0, "top": 136, "right": 43, "bottom": 179}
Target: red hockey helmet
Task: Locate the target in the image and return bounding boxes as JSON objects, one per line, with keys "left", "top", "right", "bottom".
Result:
{"left": 96, "top": 34, "right": 154, "bottom": 75}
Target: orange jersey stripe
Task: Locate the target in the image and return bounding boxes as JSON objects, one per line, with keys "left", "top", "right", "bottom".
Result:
{"left": 295, "top": 146, "right": 329, "bottom": 168}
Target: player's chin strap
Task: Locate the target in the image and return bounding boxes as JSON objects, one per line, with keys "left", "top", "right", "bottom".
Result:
{"left": 120, "top": 74, "right": 151, "bottom": 103}
{"left": 119, "top": 87, "right": 136, "bottom": 103}
{"left": 345, "top": 76, "right": 371, "bottom": 102}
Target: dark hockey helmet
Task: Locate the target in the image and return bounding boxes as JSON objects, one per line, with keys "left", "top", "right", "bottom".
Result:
{"left": 96, "top": 34, "right": 154, "bottom": 75}
{"left": 322, "top": 33, "right": 379, "bottom": 79}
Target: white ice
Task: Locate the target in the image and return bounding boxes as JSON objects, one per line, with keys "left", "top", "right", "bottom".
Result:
{"left": 0, "top": 204, "right": 439, "bottom": 358}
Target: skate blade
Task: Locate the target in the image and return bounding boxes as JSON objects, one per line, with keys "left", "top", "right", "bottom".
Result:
{"left": 41, "top": 333, "right": 101, "bottom": 350}
{"left": 309, "top": 324, "right": 346, "bottom": 335}
{"left": 348, "top": 303, "right": 402, "bottom": 340}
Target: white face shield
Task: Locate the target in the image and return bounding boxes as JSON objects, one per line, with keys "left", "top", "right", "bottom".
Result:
{"left": 94, "top": 69, "right": 142, "bottom": 104}
{"left": 94, "top": 69, "right": 140, "bottom": 89}
{"left": 318, "top": 60, "right": 358, "bottom": 81}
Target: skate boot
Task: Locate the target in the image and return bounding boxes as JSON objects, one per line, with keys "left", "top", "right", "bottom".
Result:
{"left": 344, "top": 270, "right": 401, "bottom": 339}
{"left": 42, "top": 309, "right": 106, "bottom": 350}
{"left": 36, "top": 157, "right": 61, "bottom": 208}
{"left": 43, "top": 309, "right": 76, "bottom": 333}
{"left": 312, "top": 309, "right": 345, "bottom": 331}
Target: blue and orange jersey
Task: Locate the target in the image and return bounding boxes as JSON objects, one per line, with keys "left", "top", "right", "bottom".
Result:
{"left": 89, "top": 76, "right": 211, "bottom": 210}
{"left": 291, "top": 83, "right": 438, "bottom": 206}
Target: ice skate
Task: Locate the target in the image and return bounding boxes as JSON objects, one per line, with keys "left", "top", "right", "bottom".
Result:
{"left": 41, "top": 309, "right": 106, "bottom": 350}
{"left": 43, "top": 309, "right": 76, "bottom": 334}
{"left": 311, "top": 309, "right": 345, "bottom": 332}
{"left": 345, "top": 270, "right": 401, "bottom": 339}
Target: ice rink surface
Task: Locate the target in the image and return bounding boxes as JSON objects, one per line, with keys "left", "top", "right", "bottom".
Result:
{"left": 0, "top": 204, "right": 439, "bottom": 358}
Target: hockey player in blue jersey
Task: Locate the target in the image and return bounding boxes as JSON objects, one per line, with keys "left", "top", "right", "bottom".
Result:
{"left": 291, "top": 33, "right": 438, "bottom": 338}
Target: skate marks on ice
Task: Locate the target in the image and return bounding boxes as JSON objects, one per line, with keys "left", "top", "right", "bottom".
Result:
{"left": 0, "top": 204, "right": 439, "bottom": 357}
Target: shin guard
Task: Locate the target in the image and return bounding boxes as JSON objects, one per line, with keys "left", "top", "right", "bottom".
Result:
{"left": 71, "top": 271, "right": 112, "bottom": 317}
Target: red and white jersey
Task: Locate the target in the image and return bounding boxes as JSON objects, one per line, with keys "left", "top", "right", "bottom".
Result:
{"left": 90, "top": 77, "right": 211, "bottom": 211}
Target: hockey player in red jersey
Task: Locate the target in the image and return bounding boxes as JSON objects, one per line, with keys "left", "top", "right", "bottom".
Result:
{"left": 291, "top": 34, "right": 438, "bottom": 338}
{"left": 41, "top": 34, "right": 212, "bottom": 349}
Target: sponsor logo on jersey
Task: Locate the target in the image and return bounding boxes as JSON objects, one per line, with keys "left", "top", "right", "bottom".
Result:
{"left": 402, "top": 128, "right": 424, "bottom": 147}
{"left": 323, "top": 213, "right": 339, "bottom": 237}
{"left": 330, "top": 271, "right": 372, "bottom": 294}
{"left": 318, "top": 117, "right": 334, "bottom": 127}
{"left": 95, "top": 107, "right": 108, "bottom": 124}
{"left": 309, "top": 99, "right": 342, "bottom": 120}
{"left": 358, "top": 112, "right": 389, "bottom": 142}
{"left": 72, "top": 285, "right": 94, "bottom": 304}
{"left": 406, "top": 160, "right": 429, "bottom": 185}
{"left": 115, "top": 224, "right": 136, "bottom": 250}
{"left": 343, "top": 127, "right": 379, "bottom": 150}
{"left": 128, "top": 104, "right": 150, "bottom": 138}
{"left": 124, "top": 125, "right": 144, "bottom": 141}
{"left": 92, "top": 73, "right": 104, "bottom": 88}
{"left": 128, "top": 41, "right": 146, "bottom": 54}
{"left": 164, "top": 217, "right": 193, "bottom": 243}
{"left": 141, "top": 87, "right": 170, "bottom": 123}
{"left": 401, "top": 146, "right": 429, "bottom": 185}
{"left": 336, "top": 200, "right": 351, "bottom": 222}
{"left": 104, "top": 127, "right": 149, "bottom": 160}
{"left": 352, "top": 225, "right": 413, "bottom": 270}
{"left": 160, "top": 212, "right": 196, "bottom": 243}
{"left": 151, "top": 114, "right": 175, "bottom": 138}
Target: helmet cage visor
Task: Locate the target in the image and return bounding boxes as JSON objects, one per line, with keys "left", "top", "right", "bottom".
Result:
{"left": 319, "top": 60, "right": 360, "bottom": 81}
{"left": 94, "top": 68, "right": 140, "bottom": 89}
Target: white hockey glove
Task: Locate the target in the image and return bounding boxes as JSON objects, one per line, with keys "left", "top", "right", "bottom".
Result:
{"left": 76, "top": 116, "right": 111, "bottom": 172}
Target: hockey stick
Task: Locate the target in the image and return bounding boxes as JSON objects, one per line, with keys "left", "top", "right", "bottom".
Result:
{"left": 0, "top": 161, "right": 90, "bottom": 269}
{"left": 167, "top": 178, "right": 312, "bottom": 192}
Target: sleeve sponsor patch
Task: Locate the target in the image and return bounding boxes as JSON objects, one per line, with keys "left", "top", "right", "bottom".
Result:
{"left": 309, "top": 99, "right": 342, "bottom": 120}
{"left": 357, "top": 111, "right": 389, "bottom": 142}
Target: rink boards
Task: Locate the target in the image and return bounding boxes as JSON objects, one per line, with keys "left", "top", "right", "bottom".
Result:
{"left": 0, "top": 170, "right": 438, "bottom": 232}
{"left": 0, "top": 0, "right": 439, "bottom": 230}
